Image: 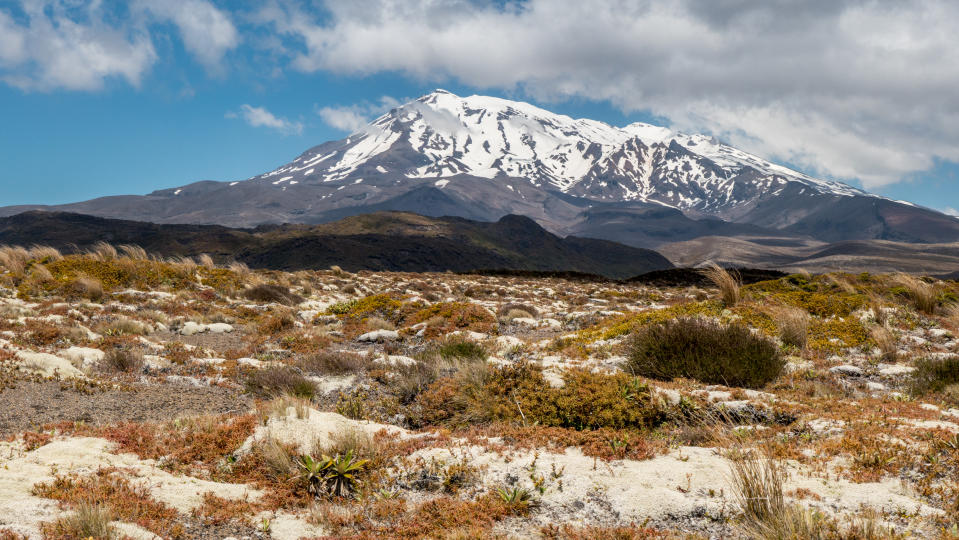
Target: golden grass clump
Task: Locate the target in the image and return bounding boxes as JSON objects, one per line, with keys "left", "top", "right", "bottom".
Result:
{"left": 870, "top": 325, "right": 897, "bottom": 362}
{"left": 28, "top": 263, "right": 53, "bottom": 282}
{"left": 894, "top": 273, "right": 939, "bottom": 314}
{"left": 70, "top": 275, "right": 104, "bottom": 300}
{"left": 43, "top": 501, "right": 116, "bottom": 539}
{"left": 28, "top": 245, "right": 62, "bottom": 261}
{"left": 730, "top": 453, "right": 828, "bottom": 539}
{"left": 0, "top": 245, "right": 29, "bottom": 275}
{"left": 118, "top": 244, "right": 149, "bottom": 260}
{"left": 90, "top": 241, "right": 118, "bottom": 260}
{"left": 771, "top": 306, "right": 809, "bottom": 350}
{"left": 229, "top": 260, "right": 251, "bottom": 276}
{"left": 702, "top": 263, "right": 740, "bottom": 307}
{"left": 197, "top": 253, "right": 215, "bottom": 269}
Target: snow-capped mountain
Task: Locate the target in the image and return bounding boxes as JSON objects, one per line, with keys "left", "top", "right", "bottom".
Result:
{"left": 251, "top": 89, "right": 863, "bottom": 220}
{"left": 3, "top": 90, "right": 959, "bottom": 248}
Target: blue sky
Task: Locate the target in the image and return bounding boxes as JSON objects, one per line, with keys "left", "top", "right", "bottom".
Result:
{"left": 1, "top": 0, "right": 957, "bottom": 215}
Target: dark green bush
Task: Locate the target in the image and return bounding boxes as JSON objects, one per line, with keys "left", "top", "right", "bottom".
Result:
{"left": 625, "top": 317, "right": 784, "bottom": 388}
{"left": 909, "top": 356, "right": 959, "bottom": 396}
{"left": 438, "top": 339, "right": 488, "bottom": 363}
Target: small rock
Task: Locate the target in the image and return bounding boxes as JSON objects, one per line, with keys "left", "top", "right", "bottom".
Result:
{"left": 206, "top": 322, "right": 234, "bottom": 334}
{"left": 878, "top": 364, "right": 916, "bottom": 377}
{"left": 357, "top": 329, "right": 399, "bottom": 342}
{"left": 655, "top": 388, "right": 682, "bottom": 406}
{"left": 376, "top": 355, "right": 417, "bottom": 367}
{"left": 59, "top": 346, "right": 105, "bottom": 369}
{"left": 179, "top": 321, "right": 205, "bottom": 336}
{"left": 830, "top": 364, "right": 863, "bottom": 377}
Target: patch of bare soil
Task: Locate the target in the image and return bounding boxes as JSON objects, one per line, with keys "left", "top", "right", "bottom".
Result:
{"left": 0, "top": 380, "right": 251, "bottom": 436}
{"left": 151, "top": 326, "right": 251, "bottom": 352}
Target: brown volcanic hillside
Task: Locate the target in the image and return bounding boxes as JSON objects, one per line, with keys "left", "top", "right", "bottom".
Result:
{"left": 0, "top": 211, "right": 672, "bottom": 279}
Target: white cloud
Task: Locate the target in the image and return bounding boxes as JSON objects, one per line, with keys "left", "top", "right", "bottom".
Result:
{"left": 228, "top": 104, "right": 302, "bottom": 135}
{"left": 316, "top": 96, "right": 402, "bottom": 132}
{"left": 0, "top": 0, "right": 239, "bottom": 91}
{"left": 0, "top": 1, "right": 156, "bottom": 91}
{"left": 136, "top": 0, "right": 239, "bottom": 72}
{"left": 942, "top": 207, "right": 959, "bottom": 217}
{"left": 257, "top": 0, "right": 959, "bottom": 189}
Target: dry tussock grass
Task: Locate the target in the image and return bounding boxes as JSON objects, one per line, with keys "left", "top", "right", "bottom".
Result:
{"left": 770, "top": 306, "right": 809, "bottom": 350}
{"left": 702, "top": 263, "right": 740, "bottom": 306}
{"left": 870, "top": 325, "right": 898, "bottom": 361}
{"left": 894, "top": 273, "right": 939, "bottom": 314}
{"left": 70, "top": 275, "right": 103, "bottom": 300}
{"left": 43, "top": 501, "right": 116, "bottom": 539}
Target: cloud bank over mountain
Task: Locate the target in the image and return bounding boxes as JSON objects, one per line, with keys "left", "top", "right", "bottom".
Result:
{"left": 1, "top": 0, "right": 957, "bottom": 190}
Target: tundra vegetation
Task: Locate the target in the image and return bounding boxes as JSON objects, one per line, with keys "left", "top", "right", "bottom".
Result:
{"left": 0, "top": 244, "right": 958, "bottom": 538}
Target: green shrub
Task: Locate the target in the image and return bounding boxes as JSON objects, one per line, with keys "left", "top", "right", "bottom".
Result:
{"left": 625, "top": 317, "right": 784, "bottom": 388}
{"left": 909, "top": 356, "right": 959, "bottom": 397}
{"left": 413, "top": 363, "right": 662, "bottom": 430}
{"left": 438, "top": 339, "right": 488, "bottom": 363}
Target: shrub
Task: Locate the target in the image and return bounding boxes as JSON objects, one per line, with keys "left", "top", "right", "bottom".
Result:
{"left": 438, "top": 339, "right": 488, "bottom": 363}
{"left": 331, "top": 293, "right": 402, "bottom": 321}
{"left": 625, "top": 318, "right": 784, "bottom": 388}
{"left": 909, "top": 356, "right": 959, "bottom": 397}
{"left": 405, "top": 302, "right": 497, "bottom": 336}
{"left": 702, "top": 264, "right": 740, "bottom": 307}
{"left": 243, "top": 284, "right": 304, "bottom": 306}
{"left": 34, "top": 470, "right": 182, "bottom": 537}
{"left": 296, "top": 350, "right": 371, "bottom": 375}
{"left": 246, "top": 367, "right": 316, "bottom": 399}
{"left": 413, "top": 363, "right": 662, "bottom": 430}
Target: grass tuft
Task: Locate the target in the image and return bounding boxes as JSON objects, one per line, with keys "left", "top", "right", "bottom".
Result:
{"left": 43, "top": 501, "right": 116, "bottom": 539}
{"left": 894, "top": 273, "right": 939, "bottom": 314}
{"left": 243, "top": 284, "right": 304, "bottom": 306}
{"left": 702, "top": 263, "right": 741, "bottom": 307}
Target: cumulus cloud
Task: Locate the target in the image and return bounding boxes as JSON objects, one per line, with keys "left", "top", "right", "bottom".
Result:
{"left": 316, "top": 96, "right": 402, "bottom": 132}
{"left": 227, "top": 104, "right": 303, "bottom": 135}
{"left": 257, "top": 0, "right": 959, "bottom": 188}
{"left": 0, "top": 0, "right": 239, "bottom": 90}
{"left": 0, "top": 2, "right": 156, "bottom": 91}
{"left": 136, "top": 0, "right": 239, "bottom": 72}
